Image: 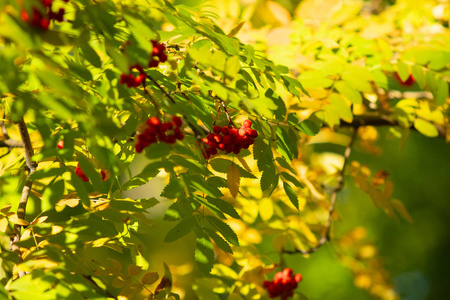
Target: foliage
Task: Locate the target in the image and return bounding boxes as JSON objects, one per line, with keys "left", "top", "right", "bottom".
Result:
{"left": 0, "top": 0, "right": 449, "bottom": 299}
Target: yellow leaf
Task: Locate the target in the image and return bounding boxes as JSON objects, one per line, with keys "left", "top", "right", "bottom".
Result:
{"left": 259, "top": 198, "right": 273, "bottom": 221}
{"left": 227, "top": 21, "right": 245, "bottom": 38}
{"left": 141, "top": 272, "right": 159, "bottom": 285}
{"left": 0, "top": 218, "right": 8, "bottom": 232}
{"left": 128, "top": 264, "right": 142, "bottom": 276}
{"left": 9, "top": 215, "right": 29, "bottom": 226}
{"left": 0, "top": 204, "right": 12, "bottom": 214}
{"left": 391, "top": 199, "right": 414, "bottom": 223}
{"left": 227, "top": 163, "right": 240, "bottom": 198}
{"left": 371, "top": 170, "right": 389, "bottom": 187}
{"left": 267, "top": 1, "right": 291, "bottom": 25}
{"left": 30, "top": 216, "right": 48, "bottom": 225}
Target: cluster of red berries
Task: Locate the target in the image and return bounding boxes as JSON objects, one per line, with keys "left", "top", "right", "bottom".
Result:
{"left": 75, "top": 163, "right": 106, "bottom": 182}
{"left": 201, "top": 119, "right": 257, "bottom": 159}
{"left": 20, "top": 0, "right": 69, "bottom": 31}
{"left": 119, "top": 40, "right": 167, "bottom": 88}
{"left": 120, "top": 64, "right": 147, "bottom": 88}
{"left": 263, "top": 268, "right": 303, "bottom": 300}
{"left": 135, "top": 116, "right": 184, "bottom": 153}
{"left": 149, "top": 40, "right": 168, "bottom": 68}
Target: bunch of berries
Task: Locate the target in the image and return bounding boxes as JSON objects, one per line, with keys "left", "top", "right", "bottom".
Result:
{"left": 75, "top": 163, "right": 107, "bottom": 182}
{"left": 263, "top": 268, "right": 303, "bottom": 300}
{"left": 149, "top": 40, "right": 168, "bottom": 68}
{"left": 135, "top": 116, "right": 184, "bottom": 153}
{"left": 201, "top": 119, "right": 257, "bottom": 160}
{"left": 120, "top": 64, "right": 147, "bottom": 88}
{"left": 119, "top": 40, "right": 167, "bottom": 88}
{"left": 20, "top": 0, "right": 68, "bottom": 31}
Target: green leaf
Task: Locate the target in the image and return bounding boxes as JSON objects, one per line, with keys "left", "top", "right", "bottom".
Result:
{"left": 209, "top": 158, "right": 256, "bottom": 178}
{"left": 396, "top": 61, "right": 410, "bottom": 82}
{"left": 224, "top": 56, "right": 241, "bottom": 80}
{"left": 436, "top": 76, "right": 449, "bottom": 106}
{"left": 205, "top": 229, "right": 233, "bottom": 254}
{"left": 260, "top": 163, "right": 277, "bottom": 191}
{"left": 411, "top": 65, "right": 426, "bottom": 90}
{"left": 330, "top": 93, "right": 353, "bottom": 123}
{"left": 335, "top": 80, "right": 362, "bottom": 104}
{"left": 206, "top": 196, "right": 240, "bottom": 219}
{"left": 164, "top": 216, "right": 196, "bottom": 242}
{"left": 122, "top": 161, "right": 174, "bottom": 191}
{"left": 144, "top": 143, "right": 172, "bottom": 159}
{"left": 297, "top": 119, "right": 320, "bottom": 136}
{"left": 195, "top": 231, "right": 215, "bottom": 274}
{"left": 206, "top": 216, "right": 239, "bottom": 246}
{"left": 280, "top": 172, "right": 304, "bottom": 188}
{"left": 283, "top": 181, "right": 299, "bottom": 209}
{"left": 185, "top": 175, "right": 223, "bottom": 197}
{"left": 164, "top": 199, "right": 194, "bottom": 221}
{"left": 42, "top": 180, "right": 65, "bottom": 211}
{"left": 414, "top": 119, "right": 439, "bottom": 137}
{"left": 298, "top": 70, "right": 334, "bottom": 88}
{"left": 160, "top": 175, "right": 184, "bottom": 199}
{"left": 276, "top": 126, "right": 294, "bottom": 163}
{"left": 170, "top": 155, "right": 211, "bottom": 176}
{"left": 342, "top": 65, "right": 373, "bottom": 92}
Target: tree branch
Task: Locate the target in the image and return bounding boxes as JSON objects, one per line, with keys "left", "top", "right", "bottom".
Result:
{"left": 10, "top": 119, "right": 38, "bottom": 272}
{"left": 341, "top": 114, "right": 446, "bottom": 138}
{"left": 283, "top": 128, "right": 358, "bottom": 255}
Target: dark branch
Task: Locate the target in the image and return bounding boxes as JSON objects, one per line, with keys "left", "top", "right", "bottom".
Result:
{"left": 10, "top": 119, "right": 38, "bottom": 275}
{"left": 341, "top": 114, "right": 446, "bottom": 138}
{"left": 283, "top": 128, "right": 358, "bottom": 255}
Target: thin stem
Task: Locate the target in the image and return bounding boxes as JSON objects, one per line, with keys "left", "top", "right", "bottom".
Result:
{"left": 10, "top": 119, "right": 38, "bottom": 271}
{"left": 217, "top": 98, "right": 236, "bottom": 127}
{"left": 147, "top": 75, "right": 176, "bottom": 104}
{"left": 283, "top": 128, "right": 358, "bottom": 255}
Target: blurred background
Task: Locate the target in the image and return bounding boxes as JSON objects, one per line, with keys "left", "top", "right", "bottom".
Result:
{"left": 124, "top": 0, "right": 450, "bottom": 299}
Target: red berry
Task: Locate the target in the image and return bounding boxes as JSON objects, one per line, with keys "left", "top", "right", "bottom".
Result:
{"left": 238, "top": 127, "right": 246, "bottom": 137}
{"left": 222, "top": 126, "right": 230, "bottom": 135}
{"left": 101, "top": 170, "right": 106, "bottom": 181}
{"left": 250, "top": 129, "right": 258, "bottom": 138}
{"left": 20, "top": 10, "right": 29, "bottom": 22}
{"left": 57, "top": 140, "right": 64, "bottom": 149}
{"left": 55, "top": 8, "right": 65, "bottom": 22}
{"left": 243, "top": 119, "right": 252, "bottom": 128}
{"left": 282, "top": 268, "right": 293, "bottom": 278}
{"left": 294, "top": 274, "right": 302, "bottom": 282}
{"left": 213, "top": 125, "right": 221, "bottom": 134}
{"left": 120, "top": 74, "right": 128, "bottom": 84}
{"left": 149, "top": 59, "right": 159, "bottom": 68}
{"left": 213, "top": 134, "right": 222, "bottom": 143}
{"left": 208, "top": 141, "right": 217, "bottom": 149}
{"left": 202, "top": 138, "right": 209, "bottom": 144}
{"left": 135, "top": 143, "right": 144, "bottom": 153}
{"left": 222, "top": 135, "right": 231, "bottom": 144}
{"left": 41, "top": 0, "right": 53, "bottom": 8}
{"left": 40, "top": 18, "right": 50, "bottom": 30}
{"left": 207, "top": 133, "right": 215, "bottom": 141}
{"left": 159, "top": 52, "right": 168, "bottom": 63}
{"left": 174, "top": 129, "right": 184, "bottom": 140}
{"left": 218, "top": 143, "right": 225, "bottom": 150}
{"left": 147, "top": 116, "right": 161, "bottom": 126}
{"left": 145, "top": 125, "right": 157, "bottom": 136}
{"left": 172, "top": 116, "right": 183, "bottom": 127}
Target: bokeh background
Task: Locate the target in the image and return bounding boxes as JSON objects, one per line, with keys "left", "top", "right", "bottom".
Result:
{"left": 122, "top": 0, "right": 450, "bottom": 299}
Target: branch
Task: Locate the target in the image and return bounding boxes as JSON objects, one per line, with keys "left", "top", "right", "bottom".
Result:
{"left": 283, "top": 128, "right": 358, "bottom": 255}
{"left": 10, "top": 119, "right": 38, "bottom": 271}
{"left": 341, "top": 114, "right": 446, "bottom": 138}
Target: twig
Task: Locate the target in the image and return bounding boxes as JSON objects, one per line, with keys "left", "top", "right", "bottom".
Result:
{"left": 10, "top": 119, "right": 38, "bottom": 275}
{"left": 217, "top": 97, "right": 236, "bottom": 127}
{"left": 83, "top": 275, "right": 115, "bottom": 298}
{"left": 283, "top": 128, "right": 358, "bottom": 255}
{"left": 340, "top": 114, "right": 446, "bottom": 138}
{"left": 147, "top": 75, "right": 176, "bottom": 104}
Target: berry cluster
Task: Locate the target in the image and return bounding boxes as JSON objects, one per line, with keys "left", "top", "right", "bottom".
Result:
{"left": 263, "top": 268, "right": 303, "bottom": 300}
{"left": 149, "top": 40, "right": 168, "bottom": 68}
{"left": 20, "top": 0, "right": 69, "bottom": 31}
{"left": 201, "top": 119, "right": 257, "bottom": 159}
{"left": 119, "top": 40, "right": 167, "bottom": 88}
{"left": 120, "top": 64, "right": 147, "bottom": 88}
{"left": 75, "top": 163, "right": 107, "bottom": 182}
{"left": 135, "top": 116, "right": 184, "bottom": 153}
